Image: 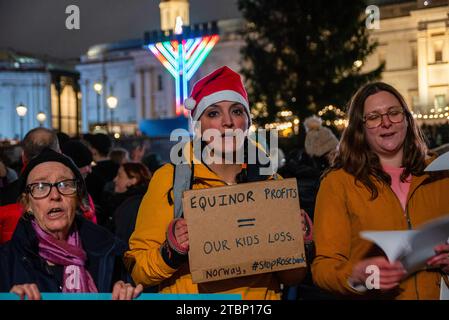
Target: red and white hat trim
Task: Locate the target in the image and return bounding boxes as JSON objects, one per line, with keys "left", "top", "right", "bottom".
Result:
{"left": 187, "top": 90, "right": 250, "bottom": 122}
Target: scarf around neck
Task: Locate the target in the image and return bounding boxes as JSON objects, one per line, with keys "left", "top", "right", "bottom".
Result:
{"left": 31, "top": 219, "right": 98, "bottom": 293}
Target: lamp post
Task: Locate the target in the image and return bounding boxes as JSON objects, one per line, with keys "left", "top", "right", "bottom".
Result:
{"left": 36, "top": 112, "right": 46, "bottom": 127}
{"left": 16, "top": 103, "right": 28, "bottom": 140}
{"left": 93, "top": 82, "right": 103, "bottom": 124}
{"left": 106, "top": 95, "right": 118, "bottom": 133}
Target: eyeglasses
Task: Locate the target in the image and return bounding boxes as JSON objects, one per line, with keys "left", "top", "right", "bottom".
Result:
{"left": 25, "top": 179, "right": 78, "bottom": 199}
{"left": 363, "top": 108, "right": 405, "bottom": 129}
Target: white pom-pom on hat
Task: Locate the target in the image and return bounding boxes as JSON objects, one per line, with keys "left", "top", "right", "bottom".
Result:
{"left": 184, "top": 98, "right": 197, "bottom": 110}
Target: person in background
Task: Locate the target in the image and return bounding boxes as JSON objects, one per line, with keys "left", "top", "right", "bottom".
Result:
{"left": 0, "top": 157, "right": 20, "bottom": 244}
{"left": 0, "top": 149, "right": 143, "bottom": 300}
{"left": 0, "top": 159, "right": 18, "bottom": 204}
{"left": 106, "top": 162, "right": 152, "bottom": 243}
{"left": 1, "top": 128, "right": 61, "bottom": 206}
{"left": 142, "top": 153, "right": 164, "bottom": 175}
{"left": 56, "top": 132, "right": 71, "bottom": 149}
{"left": 0, "top": 128, "right": 61, "bottom": 244}
{"left": 281, "top": 116, "right": 339, "bottom": 220}
{"left": 83, "top": 134, "right": 119, "bottom": 225}
{"left": 312, "top": 82, "right": 449, "bottom": 299}
{"left": 84, "top": 133, "right": 119, "bottom": 182}
{"left": 109, "top": 148, "right": 130, "bottom": 166}
{"left": 61, "top": 140, "right": 97, "bottom": 224}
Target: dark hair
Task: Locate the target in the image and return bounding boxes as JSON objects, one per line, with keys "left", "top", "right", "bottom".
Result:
{"left": 109, "top": 148, "right": 129, "bottom": 165}
{"left": 122, "top": 162, "right": 152, "bottom": 188}
{"left": 61, "top": 140, "right": 93, "bottom": 168}
{"left": 56, "top": 131, "right": 71, "bottom": 148}
{"left": 329, "top": 82, "right": 428, "bottom": 199}
{"left": 22, "top": 128, "right": 60, "bottom": 162}
{"left": 84, "top": 133, "right": 111, "bottom": 157}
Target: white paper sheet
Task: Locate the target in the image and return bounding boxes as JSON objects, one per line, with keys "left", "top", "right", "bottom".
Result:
{"left": 360, "top": 215, "right": 449, "bottom": 274}
{"left": 425, "top": 151, "right": 449, "bottom": 172}
{"left": 440, "top": 278, "right": 449, "bottom": 300}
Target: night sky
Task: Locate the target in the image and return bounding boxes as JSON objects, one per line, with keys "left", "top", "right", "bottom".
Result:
{"left": 0, "top": 0, "right": 241, "bottom": 61}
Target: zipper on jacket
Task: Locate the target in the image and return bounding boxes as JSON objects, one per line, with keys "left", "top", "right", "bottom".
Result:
{"left": 386, "top": 183, "right": 419, "bottom": 299}
{"left": 386, "top": 184, "right": 410, "bottom": 228}
{"left": 404, "top": 186, "right": 422, "bottom": 300}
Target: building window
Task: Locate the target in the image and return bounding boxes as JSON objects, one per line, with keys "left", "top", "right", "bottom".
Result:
{"left": 435, "top": 94, "right": 446, "bottom": 108}
{"left": 433, "top": 41, "right": 443, "bottom": 63}
{"left": 158, "top": 75, "right": 163, "bottom": 91}
{"left": 411, "top": 46, "right": 417, "bottom": 67}
{"left": 435, "top": 50, "right": 443, "bottom": 63}
{"left": 130, "top": 82, "right": 135, "bottom": 98}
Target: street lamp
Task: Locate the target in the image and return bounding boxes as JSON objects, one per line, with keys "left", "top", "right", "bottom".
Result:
{"left": 16, "top": 103, "right": 28, "bottom": 140}
{"left": 93, "top": 82, "right": 103, "bottom": 124}
{"left": 106, "top": 95, "right": 118, "bottom": 133}
{"left": 36, "top": 112, "right": 46, "bottom": 127}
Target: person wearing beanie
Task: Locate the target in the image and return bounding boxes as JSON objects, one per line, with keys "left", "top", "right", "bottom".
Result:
{"left": 0, "top": 148, "right": 143, "bottom": 299}
{"left": 304, "top": 116, "right": 339, "bottom": 158}
{"left": 1, "top": 139, "right": 97, "bottom": 246}
{"left": 125, "top": 66, "right": 309, "bottom": 300}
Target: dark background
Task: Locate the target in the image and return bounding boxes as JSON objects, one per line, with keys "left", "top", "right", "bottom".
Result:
{"left": 0, "top": 0, "right": 241, "bottom": 60}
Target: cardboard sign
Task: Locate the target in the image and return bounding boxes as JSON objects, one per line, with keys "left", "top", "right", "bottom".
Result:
{"left": 182, "top": 178, "right": 306, "bottom": 283}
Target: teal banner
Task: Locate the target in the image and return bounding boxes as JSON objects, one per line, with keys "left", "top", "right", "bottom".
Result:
{"left": 0, "top": 293, "right": 241, "bottom": 300}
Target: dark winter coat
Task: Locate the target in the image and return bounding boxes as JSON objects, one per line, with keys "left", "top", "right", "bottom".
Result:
{"left": 0, "top": 214, "right": 129, "bottom": 293}
{"left": 101, "top": 185, "right": 147, "bottom": 235}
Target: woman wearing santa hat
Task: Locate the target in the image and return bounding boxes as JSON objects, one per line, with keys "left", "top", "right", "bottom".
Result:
{"left": 124, "top": 66, "right": 309, "bottom": 299}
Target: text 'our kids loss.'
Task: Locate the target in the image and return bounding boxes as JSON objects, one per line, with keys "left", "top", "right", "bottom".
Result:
{"left": 202, "top": 231, "right": 295, "bottom": 255}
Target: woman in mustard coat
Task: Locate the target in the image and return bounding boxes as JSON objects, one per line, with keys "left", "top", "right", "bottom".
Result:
{"left": 312, "top": 82, "right": 449, "bottom": 299}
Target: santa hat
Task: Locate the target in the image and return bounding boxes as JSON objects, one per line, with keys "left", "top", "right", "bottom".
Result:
{"left": 184, "top": 66, "right": 251, "bottom": 125}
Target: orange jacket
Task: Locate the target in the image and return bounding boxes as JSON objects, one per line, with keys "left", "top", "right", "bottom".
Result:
{"left": 312, "top": 166, "right": 449, "bottom": 299}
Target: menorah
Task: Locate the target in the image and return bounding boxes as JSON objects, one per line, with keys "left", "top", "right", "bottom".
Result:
{"left": 148, "top": 34, "right": 219, "bottom": 116}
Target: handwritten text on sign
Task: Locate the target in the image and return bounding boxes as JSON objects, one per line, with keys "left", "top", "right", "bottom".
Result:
{"left": 182, "top": 178, "right": 306, "bottom": 283}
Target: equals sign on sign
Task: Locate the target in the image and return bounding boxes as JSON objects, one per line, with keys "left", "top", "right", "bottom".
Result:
{"left": 237, "top": 218, "right": 256, "bottom": 228}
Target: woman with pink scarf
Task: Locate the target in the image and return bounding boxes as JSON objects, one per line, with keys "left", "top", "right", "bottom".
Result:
{"left": 0, "top": 149, "right": 142, "bottom": 300}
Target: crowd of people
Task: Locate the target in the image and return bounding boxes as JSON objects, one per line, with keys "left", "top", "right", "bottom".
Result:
{"left": 0, "top": 65, "right": 449, "bottom": 300}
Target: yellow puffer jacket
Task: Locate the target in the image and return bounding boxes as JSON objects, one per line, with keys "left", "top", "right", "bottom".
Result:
{"left": 312, "top": 165, "right": 449, "bottom": 300}
{"left": 124, "top": 155, "right": 305, "bottom": 299}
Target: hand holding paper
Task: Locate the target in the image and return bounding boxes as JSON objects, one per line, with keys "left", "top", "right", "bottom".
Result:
{"left": 360, "top": 215, "right": 449, "bottom": 275}
{"left": 426, "top": 243, "right": 449, "bottom": 273}
{"left": 350, "top": 257, "right": 406, "bottom": 291}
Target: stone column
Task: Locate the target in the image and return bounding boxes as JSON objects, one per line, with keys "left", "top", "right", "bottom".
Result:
{"left": 417, "top": 22, "right": 429, "bottom": 112}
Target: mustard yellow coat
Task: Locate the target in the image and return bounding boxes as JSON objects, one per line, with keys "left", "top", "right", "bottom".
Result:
{"left": 312, "top": 167, "right": 449, "bottom": 299}
{"left": 124, "top": 162, "right": 305, "bottom": 300}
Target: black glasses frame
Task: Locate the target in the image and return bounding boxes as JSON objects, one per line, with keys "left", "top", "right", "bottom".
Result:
{"left": 25, "top": 179, "right": 78, "bottom": 199}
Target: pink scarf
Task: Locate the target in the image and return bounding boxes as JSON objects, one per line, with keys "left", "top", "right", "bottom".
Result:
{"left": 31, "top": 220, "right": 98, "bottom": 293}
